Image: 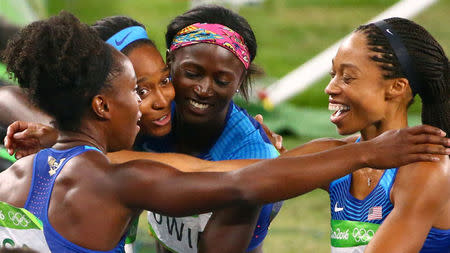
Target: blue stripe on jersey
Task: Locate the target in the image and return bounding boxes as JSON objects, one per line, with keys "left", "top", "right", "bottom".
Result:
{"left": 139, "top": 101, "right": 280, "bottom": 252}
{"left": 25, "top": 146, "right": 126, "bottom": 253}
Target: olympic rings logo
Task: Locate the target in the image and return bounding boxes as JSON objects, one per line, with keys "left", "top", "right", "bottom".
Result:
{"left": 8, "top": 211, "right": 30, "bottom": 227}
{"left": 352, "top": 228, "right": 374, "bottom": 242}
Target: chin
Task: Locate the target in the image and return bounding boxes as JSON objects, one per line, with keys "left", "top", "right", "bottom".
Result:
{"left": 336, "top": 126, "right": 359, "bottom": 136}
{"left": 150, "top": 125, "right": 172, "bottom": 137}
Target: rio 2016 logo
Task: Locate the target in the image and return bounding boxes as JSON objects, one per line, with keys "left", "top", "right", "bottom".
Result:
{"left": 352, "top": 228, "right": 375, "bottom": 242}
{"left": 8, "top": 211, "right": 30, "bottom": 227}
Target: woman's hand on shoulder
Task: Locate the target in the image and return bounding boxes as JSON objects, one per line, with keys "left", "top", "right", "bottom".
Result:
{"left": 361, "top": 125, "right": 450, "bottom": 169}
{"left": 254, "top": 114, "right": 286, "bottom": 153}
{"left": 4, "top": 121, "right": 58, "bottom": 159}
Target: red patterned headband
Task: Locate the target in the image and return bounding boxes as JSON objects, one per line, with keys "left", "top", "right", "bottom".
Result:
{"left": 169, "top": 23, "right": 250, "bottom": 69}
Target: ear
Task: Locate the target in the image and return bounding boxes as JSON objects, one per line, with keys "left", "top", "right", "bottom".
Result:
{"left": 91, "top": 95, "right": 112, "bottom": 120}
{"left": 385, "top": 77, "right": 410, "bottom": 100}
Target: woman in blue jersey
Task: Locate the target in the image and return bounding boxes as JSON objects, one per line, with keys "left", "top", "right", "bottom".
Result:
{"left": 92, "top": 15, "right": 279, "bottom": 252}
{"left": 93, "top": 6, "right": 281, "bottom": 253}
{"left": 134, "top": 6, "right": 281, "bottom": 253}
{"left": 324, "top": 18, "right": 449, "bottom": 252}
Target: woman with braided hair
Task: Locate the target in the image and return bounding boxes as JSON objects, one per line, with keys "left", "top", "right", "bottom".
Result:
{"left": 324, "top": 17, "right": 449, "bottom": 252}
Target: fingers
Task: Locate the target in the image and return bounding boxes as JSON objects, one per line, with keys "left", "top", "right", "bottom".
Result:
{"left": 12, "top": 127, "right": 36, "bottom": 140}
{"left": 405, "top": 154, "right": 441, "bottom": 163}
{"left": 4, "top": 135, "right": 16, "bottom": 155}
{"left": 411, "top": 134, "right": 450, "bottom": 146}
{"left": 409, "top": 144, "right": 450, "bottom": 156}
{"left": 254, "top": 114, "right": 263, "bottom": 124}
{"left": 6, "top": 121, "right": 29, "bottom": 138}
{"left": 407, "top": 124, "right": 447, "bottom": 137}
{"left": 274, "top": 133, "right": 283, "bottom": 150}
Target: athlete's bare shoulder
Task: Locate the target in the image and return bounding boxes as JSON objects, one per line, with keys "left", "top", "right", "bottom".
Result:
{"left": 392, "top": 155, "right": 449, "bottom": 227}
{"left": 0, "top": 154, "right": 35, "bottom": 207}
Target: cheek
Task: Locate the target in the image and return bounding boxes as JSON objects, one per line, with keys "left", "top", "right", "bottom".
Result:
{"left": 165, "top": 86, "right": 176, "bottom": 101}
{"left": 139, "top": 96, "right": 153, "bottom": 113}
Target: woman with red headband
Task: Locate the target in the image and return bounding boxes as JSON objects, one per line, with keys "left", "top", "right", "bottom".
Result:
{"left": 132, "top": 5, "right": 281, "bottom": 253}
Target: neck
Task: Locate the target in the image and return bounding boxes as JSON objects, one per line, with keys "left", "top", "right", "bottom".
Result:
{"left": 54, "top": 122, "right": 107, "bottom": 154}
{"left": 360, "top": 106, "right": 408, "bottom": 141}
{"left": 174, "top": 104, "right": 230, "bottom": 155}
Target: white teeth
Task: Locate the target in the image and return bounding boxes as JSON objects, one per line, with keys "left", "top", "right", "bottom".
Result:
{"left": 190, "top": 100, "right": 209, "bottom": 109}
{"left": 155, "top": 115, "right": 167, "bottom": 122}
{"left": 328, "top": 103, "right": 350, "bottom": 111}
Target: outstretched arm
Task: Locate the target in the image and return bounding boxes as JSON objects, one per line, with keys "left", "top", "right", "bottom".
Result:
{"left": 0, "top": 86, "right": 51, "bottom": 128}
{"left": 365, "top": 156, "right": 450, "bottom": 253}
{"left": 114, "top": 125, "right": 450, "bottom": 217}
{"left": 108, "top": 138, "right": 349, "bottom": 173}
{"left": 108, "top": 150, "right": 257, "bottom": 172}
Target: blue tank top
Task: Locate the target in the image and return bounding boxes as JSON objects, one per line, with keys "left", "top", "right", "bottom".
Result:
{"left": 24, "top": 145, "right": 126, "bottom": 253}
{"left": 137, "top": 101, "right": 281, "bottom": 252}
{"left": 328, "top": 138, "right": 450, "bottom": 253}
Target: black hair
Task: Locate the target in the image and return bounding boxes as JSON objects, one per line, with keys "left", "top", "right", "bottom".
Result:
{"left": 91, "top": 16, "right": 156, "bottom": 55}
{"left": 356, "top": 17, "right": 449, "bottom": 134}
{"left": 2, "top": 11, "right": 122, "bottom": 131}
{"left": 165, "top": 5, "right": 262, "bottom": 100}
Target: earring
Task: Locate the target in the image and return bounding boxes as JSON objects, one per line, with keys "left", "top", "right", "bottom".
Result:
{"left": 236, "top": 89, "right": 240, "bottom": 93}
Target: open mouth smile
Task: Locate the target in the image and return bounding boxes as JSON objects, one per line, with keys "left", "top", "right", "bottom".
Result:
{"left": 329, "top": 103, "right": 350, "bottom": 124}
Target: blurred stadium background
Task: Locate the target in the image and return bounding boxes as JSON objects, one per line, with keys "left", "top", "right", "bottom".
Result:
{"left": 0, "top": 0, "right": 448, "bottom": 252}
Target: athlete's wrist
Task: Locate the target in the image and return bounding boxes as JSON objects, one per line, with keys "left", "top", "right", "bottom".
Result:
{"left": 352, "top": 141, "right": 373, "bottom": 168}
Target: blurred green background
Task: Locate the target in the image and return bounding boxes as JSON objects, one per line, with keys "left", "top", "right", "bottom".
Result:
{"left": 1, "top": 0, "right": 449, "bottom": 252}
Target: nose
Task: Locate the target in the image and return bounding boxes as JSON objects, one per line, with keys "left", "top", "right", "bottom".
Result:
{"left": 152, "top": 88, "right": 170, "bottom": 110}
{"left": 193, "top": 79, "right": 214, "bottom": 97}
{"left": 136, "top": 92, "right": 142, "bottom": 104}
{"left": 324, "top": 77, "right": 340, "bottom": 96}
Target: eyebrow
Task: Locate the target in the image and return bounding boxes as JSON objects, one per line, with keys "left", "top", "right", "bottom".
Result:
{"left": 137, "top": 77, "right": 147, "bottom": 84}
{"left": 332, "top": 59, "right": 361, "bottom": 72}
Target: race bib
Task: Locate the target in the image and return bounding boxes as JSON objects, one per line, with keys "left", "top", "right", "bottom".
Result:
{"left": 0, "top": 202, "right": 51, "bottom": 252}
{"left": 147, "top": 211, "right": 212, "bottom": 253}
{"left": 330, "top": 219, "right": 379, "bottom": 253}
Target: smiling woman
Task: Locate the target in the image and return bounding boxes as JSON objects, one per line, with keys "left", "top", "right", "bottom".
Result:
{"left": 325, "top": 17, "right": 450, "bottom": 252}
{"left": 138, "top": 5, "right": 281, "bottom": 253}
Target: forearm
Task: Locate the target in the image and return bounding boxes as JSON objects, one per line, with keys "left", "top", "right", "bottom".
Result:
{"left": 0, "top": 86, "right": 51, "bottom": 128}
{"left": 232, "top": 142, "right": 369, "bottom": 204}
{"left": 279, "top": 138, "right": 347, "bottom": 158}
{"left": 108, "top": 150, "right": 257, "bottom": 172}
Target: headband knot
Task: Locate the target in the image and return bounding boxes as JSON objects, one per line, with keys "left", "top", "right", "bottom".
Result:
{"left": 169, "top": 23, "right": 250, "bottom": 69}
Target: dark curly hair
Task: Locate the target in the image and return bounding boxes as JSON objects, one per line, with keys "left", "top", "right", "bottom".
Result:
{"left": 356, "top": 17, "right": 449, "bottom": 134}
{"left": 165, "top": 5, "right": 262, "bottom": 100}
{"left": 91, "top": 15, "right": 156, "bottom": 55}
{"left": 2, "top": 11, "right": 122, "bottom": 131}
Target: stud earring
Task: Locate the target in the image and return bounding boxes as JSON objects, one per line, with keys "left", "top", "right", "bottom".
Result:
{"left": 236, "top": 89, "right": 240, "bottom": 93}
